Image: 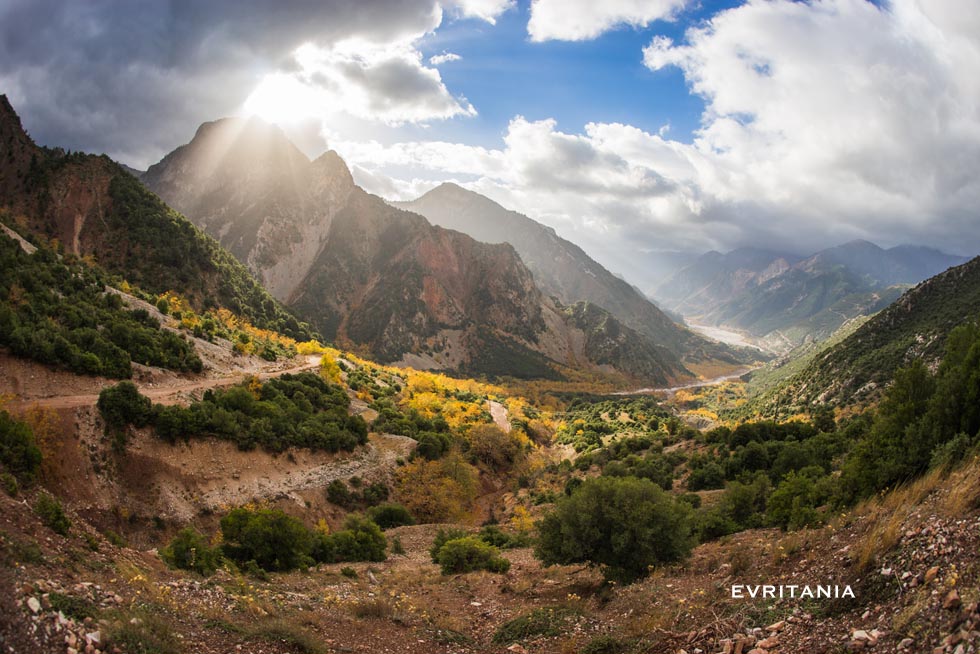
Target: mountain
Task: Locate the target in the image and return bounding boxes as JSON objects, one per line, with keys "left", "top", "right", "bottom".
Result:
{"left": 395, "top": 182, "right": 729, "bottom": 361}
{"left": 143, "top": 118, "right": 703, "bottom": 383}
{"left": 758, "top": 255, "right": 980, "bottom": 412}
{"left": 655, "top": 241, "right": 967, "bottom": 351}
{"left": 0, "top": 95, "right": 312, "bottom": 340}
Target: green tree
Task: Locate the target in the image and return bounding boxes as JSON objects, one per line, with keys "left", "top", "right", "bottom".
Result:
{"left": 0, "top": 410, "right": 42, "bottom": 483}
{"left": 220, "top": 507, "right": 312, "bottom": 572}
{"left": 535, "top": 476, "right": 694, "bottom": 582}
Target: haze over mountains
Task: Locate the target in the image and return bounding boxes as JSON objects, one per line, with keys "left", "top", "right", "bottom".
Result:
{"left": 141, "top": 115, "right": 742, "bottom": 383}
{"left": 653, "top": 241, "right": 968, "bottom": 352}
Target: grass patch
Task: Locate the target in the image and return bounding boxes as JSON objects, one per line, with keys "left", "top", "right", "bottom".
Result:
{"left": 105, "top": 612, "right": 182, "bottom": 654}
{"left": 250, "top": 618, "right": 326, "bottom": 654}
{"left": 48, "top": 592, "right": 100, "bottom": 620}
{"left": 0, "top": 530, "right": 44, "bottom": 566}
{"left": 492, "top": 606, "right": 582, "bottom": 644}
{"left": 351, "top": 598, "right": 394, "bottom": 620}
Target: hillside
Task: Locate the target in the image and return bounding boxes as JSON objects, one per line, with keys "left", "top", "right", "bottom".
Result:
{"left": 759, "top": 255, "right": 980, "bottom": 412}
{"left": 0, "top": 96, "right": 313, "bottom": 341}
{"left": 144, "top": 117, "right": 718, "bottom": 384}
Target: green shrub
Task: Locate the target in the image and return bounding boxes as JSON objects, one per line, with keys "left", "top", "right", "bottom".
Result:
{"left": 326, "top": 479, "right": 355, "bottom": 509}
{"left": 0, "top": 410, "right": 42, "bottom": 483}
{"left": 478, "top": 525, "right": 530, "bottom": 549}
{"left": 220, "top": 507, "right": 312, "bottom": 572}
{"left": 435, "top": 537, "right": 510, "bottom": 575}
{"left": 535, "top": 476, "right": 693, "bottom": 583}
{"left": 160, "top": 527, "right": 222, "bottom": 576}
{"left": 429, "top": 527, "right": 468, "bottom": 563}
{"left": 340, "top": 566, "right": 358, "bottom": 579}
{"left": 365, "top": 503, "right": 415, "bottom": 529}
{"left": 1, "top": 472, "right": 18, "bottom": 497}
{"left": 492, "top": 607, "right": 581, "bottom": 644}
{"left": 35, "top": 492, "right": 70, "bottom": 536}
{"left": 98, "top": 381, "right": 152, "bottom": 430}
{"left": 390, "top": 536, "right": 406, "bottom": 555}
{"left": 313, "top": 515, "right": 387, "bottom": 564}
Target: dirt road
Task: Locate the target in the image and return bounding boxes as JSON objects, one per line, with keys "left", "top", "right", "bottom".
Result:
{"left": 7, "top": 355, "right": 322, "bottom": 411}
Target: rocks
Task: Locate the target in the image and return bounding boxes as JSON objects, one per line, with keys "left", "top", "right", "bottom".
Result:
{"left": 898, "top": 638, "right": 915, "bottom": 650}
{"left": 765, "top": 621, "right": 785, "bottom": 633}
{"left": 26, "top": 596, "right": 41, "bottom": 613}
{"left": 506, "top": 645, "right": 527, "bottom": 654}
{"left": 925, "top": 566, "right": 940, "bottom": 583}
{"left": 943, "top": 590, "right": 961, "bottom": 611}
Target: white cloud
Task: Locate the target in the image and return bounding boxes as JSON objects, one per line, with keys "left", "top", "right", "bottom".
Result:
{"left": 528, "top": 0, "right": 690, "bottom": 42}
{"left": 450, "top": 0, "right": 516, "bottom": 24}
{"left": 339, "top": 0, "right": 980, "bottom": 281}
{"left": 245, "top": 38, "right": 475, "bottom": 126}
{"left": 430, "top": 51, "right": 462, "bottom": 65}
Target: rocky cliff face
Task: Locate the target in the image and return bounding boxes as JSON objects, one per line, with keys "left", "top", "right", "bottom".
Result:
{"left": 396, "top": 182, "right": 740, "bottom": 366}
{"left": 143, "top": 118, "right": 356, "bottom": 300}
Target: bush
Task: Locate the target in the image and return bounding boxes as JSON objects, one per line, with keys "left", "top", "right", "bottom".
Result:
{"left": 435, "top": 536, "right": 510, "bottom": 575}
{"left": 326, "top": 479, "right": 355, "bottom": 509}
{"left": 97, "top": 381, "right": 152, "bottom": 430}
{"left": 429, "top": 527, "right": 468, "bottom": 563}
{"left": 161, "top": 527, "right": 222, "bottom": 576}
{"left": 535, "top": 476, "right": 694, "bottom": 582}
{"left": 0, "top": 410, "right": 42, "bottom": 483}
{"left": 220, "top": 507, "right": 312, "bottom": 572}
{"left": 35, "top": 492, "right": 70, "bottom": 536}
{"left": 366, "top": 503, "right": 415, "bottom": 529}
{"left": 1, "top": 472, "right": 17, "bottom": 497}
{"left": 478, "top": 524, "right": 530, "bottom": 549}
{"left": 467, "top": 424, "right": 521, "bottom": 470}
{"left": 312, "top": 515, "right": 387, "bottom": 564}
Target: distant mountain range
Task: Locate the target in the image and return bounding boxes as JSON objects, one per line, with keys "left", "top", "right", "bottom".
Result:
{"left": 141, "top": 117, "right": 743, "bottom": 383}
{"left": 653, "top": 242, "right": 968, "bottom": 352}
{"left": 756, "top": 254, "right": 980, "bottom": 413}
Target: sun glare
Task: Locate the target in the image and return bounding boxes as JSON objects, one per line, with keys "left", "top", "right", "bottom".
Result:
{"left": 243, "top": 73, "right": 319, "bottom": 125}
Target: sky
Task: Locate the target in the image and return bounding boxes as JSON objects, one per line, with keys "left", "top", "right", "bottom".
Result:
{"left": 1, "top": 0, "right": 979, "bottom": 287}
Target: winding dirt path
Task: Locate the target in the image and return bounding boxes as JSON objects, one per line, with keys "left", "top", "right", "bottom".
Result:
{"left": 7, "top": 355, "right": 322, "bottom": 411}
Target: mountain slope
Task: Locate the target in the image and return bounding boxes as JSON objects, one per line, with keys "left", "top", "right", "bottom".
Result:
{"left": 395, "top": 182, "right": 736, "bottom": 363}
{"left": 760, "top": 255, "right": 980, "bottom": 411}
{"left": 0, "top": 96, "right": 312, "bottom": 340}
{"left": 143, "top": 118, "right": 698, "bottom": 383}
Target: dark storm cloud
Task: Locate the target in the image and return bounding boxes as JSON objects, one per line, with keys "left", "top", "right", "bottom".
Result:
{"left": 0, "top": 0, "right": 443, "bottom": 166}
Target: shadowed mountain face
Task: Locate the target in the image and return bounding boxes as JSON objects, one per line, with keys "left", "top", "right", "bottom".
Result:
{"left": 654, "top": 241, "right": 968, "bottom": 351}
{"left": 142, "top": 118, "right": 709, "bottom": 383}
{"left": 396, "top": 182, "right": 738, "bottom": 365}
{"left": 0, "top": 95, "right": 312, "bottom": 340}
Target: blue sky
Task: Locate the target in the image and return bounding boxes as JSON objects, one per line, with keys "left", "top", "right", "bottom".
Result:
{"left": 410, "top": 2, "right": 740, "bottom": 148}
